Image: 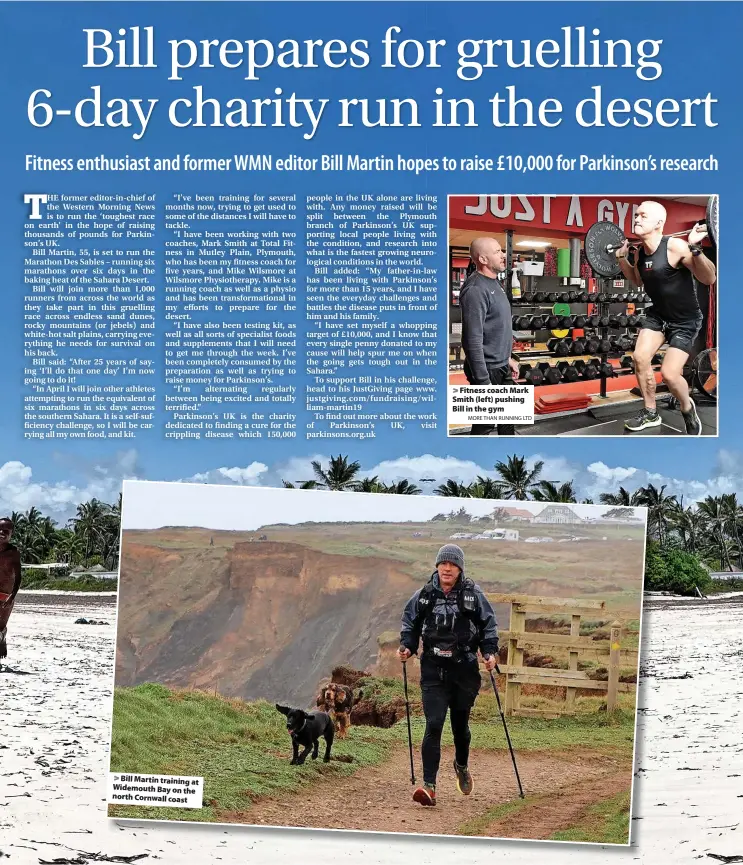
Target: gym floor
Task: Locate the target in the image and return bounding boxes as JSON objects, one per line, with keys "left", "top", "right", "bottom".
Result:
{"left": 512, "top": 397, "right": 717, "bottom": 436}
{"left": 448, "top": 395, "right": 717, "bottom": 437}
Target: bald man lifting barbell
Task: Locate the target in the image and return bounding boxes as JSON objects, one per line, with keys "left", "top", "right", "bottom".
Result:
{"left": 613, "top": 200, "right": 716, "bottom": 434}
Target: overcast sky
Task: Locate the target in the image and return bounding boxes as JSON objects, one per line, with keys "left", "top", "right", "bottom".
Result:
{"left": 121, "top": 480, "right": 642, "bottom": 530}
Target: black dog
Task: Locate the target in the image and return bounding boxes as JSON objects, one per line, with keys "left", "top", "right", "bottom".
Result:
{"left": 275, "top": 704, "right": 334, "bottom": 765}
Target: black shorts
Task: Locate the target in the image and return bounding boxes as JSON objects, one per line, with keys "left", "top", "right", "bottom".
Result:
{"left": 640, "top": 309, "right": 703, "bottom": 353}
{"left": 419, "top": 655, "right": 482, "bottom": 712}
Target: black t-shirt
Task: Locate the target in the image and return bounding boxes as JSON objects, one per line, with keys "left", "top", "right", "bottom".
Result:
{"left": 637, "top": 236, "right": 700, "bottom": 322}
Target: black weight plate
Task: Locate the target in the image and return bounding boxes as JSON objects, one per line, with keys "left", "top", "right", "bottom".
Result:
{"left": 706, "top": 195, "right": 718, "bottom": 246}
{"left": 585, "top": 221, "right": 626, "bottom": 277}
{"left": 694, "top": 347, "right": 717, "bottom": 400}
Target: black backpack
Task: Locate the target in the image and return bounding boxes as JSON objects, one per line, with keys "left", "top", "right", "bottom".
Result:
{"left": 414, "top": 574, "right": 479, "bottom": 658}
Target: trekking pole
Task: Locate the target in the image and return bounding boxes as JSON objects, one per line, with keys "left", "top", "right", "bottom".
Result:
{"left": 402, "top": 660, "right": 416, "bottom": 785}
{"left": 490, "top": 663, "right": 524, "bottom": 798}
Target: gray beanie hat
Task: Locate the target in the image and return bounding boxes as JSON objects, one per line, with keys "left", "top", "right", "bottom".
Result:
{"left": 435, "top": 544, "right": 465, "bottom": 573}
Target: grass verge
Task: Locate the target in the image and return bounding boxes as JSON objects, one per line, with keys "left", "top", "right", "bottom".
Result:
{"left": 108, "top": 683, "right": 400, "bottom": 822}
{"left": 550, "top": 790, "right": 631, "bottom": 844}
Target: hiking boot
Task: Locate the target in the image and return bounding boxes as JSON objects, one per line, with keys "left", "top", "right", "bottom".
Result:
{"left": 624, "top": 407, "right": 661, "bottom": 432}
{"left": 681, "top": 399, "right": 702, "bottom": 436}
{"left": 453, "top": 760, "right": 474, "bottom": 795}
{"left": 412, "top": 784, "right": 436, "bottom": 806}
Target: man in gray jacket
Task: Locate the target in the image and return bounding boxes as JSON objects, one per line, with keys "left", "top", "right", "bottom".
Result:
{"left": 460, "top": 236, "right": 519, "bottom": 435}
{"left": 397, "top": 544, "right": 498, "bottom": 806}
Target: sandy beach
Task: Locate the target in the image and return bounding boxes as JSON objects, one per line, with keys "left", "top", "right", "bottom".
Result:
{"left": 1, "top": 591, "right": 741, "bottom": 864}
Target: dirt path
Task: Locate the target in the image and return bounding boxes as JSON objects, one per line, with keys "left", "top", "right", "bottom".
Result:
{"left": 219, "top": 746, "right": 632, "bottom": 839}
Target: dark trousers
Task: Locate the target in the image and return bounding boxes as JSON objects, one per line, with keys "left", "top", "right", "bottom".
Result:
{"left": 463, "top": 361, "right": 516, "bottom": 436}
{"left": 419, "top": 657, "right": 481, "bottom": 786}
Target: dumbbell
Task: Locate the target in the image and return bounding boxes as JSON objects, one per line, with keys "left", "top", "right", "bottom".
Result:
{"left": 548, "top": 338, "right": 571, "bottom": 357}
{"left": 587, "top": 314, "right": 601, "bottom": 328}
{"left": 538, "top": 363, "right": 563, "bottom": 384}
{"left": 520, "top": 364, "right": 544, "bottom": 386}
{"left": 534, "top": 291, "right": 548, "bottom": 303}
{"left": 599, "top": 361, "right": 616, "bottom": 378}
{"left": 574, "top": 359, "right": 599, "bottom": 380}
{"left": 530, "top": 315, "right": 546, "bottom": 331}
{"left": 621, "top": 356, "right": 635, "bottom": 371}
{"left": 599, "top": 314, "right": 611, "bottom": 328}
{"left": 570, "top": 338, "right": 587, "bottom": 355}
{"left": 578, "top": 291, "right": 590, "bottom": 303}
{"left": 627, "top": 314, "right": 640, "bottom": 328}
{"left": 573, "top": 314, "right": 587, "bottom": 328}
{"left": 559, "top": 315, "right": 574, "bottom": 328}
{"left": 610, "top": 313, "right": 629, "bottom": 328}
{"left": 512, "top": 314, "right": 521, "bottom": 329}
{"left": 612, "top": 334, "right": 634, "bottom": 352}
{"left": 516, "top": 315, "right": 532, "bottom": 329}
{"left": 598, "top": 338, "right": 613, "bottom": 354}
{"left": 545, "top": 314, "right": 560, "bottom": 329}
{"left": 597, "top": 292, "right": 610, "bottom": 303}
{"left": 557, "top": 361, "right": 581, "bottom": 382}
{"left": 585, "top": 337, "right": 600, "bottom": 354}
{"left": 615, "top": 293, "right": 628, "bottom": 302}
{"left": 558, "top": 291, "right": 572, "bottom": 303}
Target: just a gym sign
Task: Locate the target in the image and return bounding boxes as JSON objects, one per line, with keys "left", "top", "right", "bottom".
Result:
{"left": 450, "top": 195, "right": 704, "bottom": 238}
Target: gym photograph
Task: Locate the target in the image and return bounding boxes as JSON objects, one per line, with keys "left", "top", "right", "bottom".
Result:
{"left": 109, "top": 481, "right": 646, "bottom": 842}
{"left": 448, "top": 194, "right": 718, "bottom": 437}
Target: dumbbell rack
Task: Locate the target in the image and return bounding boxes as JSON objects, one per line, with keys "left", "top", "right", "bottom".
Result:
{"left": 511, "top": 276, "right": 652, "bottom": 400}
{"left": 596, "top": 276, "right": 613, "bottom": 400}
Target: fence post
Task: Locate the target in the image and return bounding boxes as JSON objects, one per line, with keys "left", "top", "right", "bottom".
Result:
{"left": 607, "top": 621, "right": 621, "bottom": 712}
{"left": 564, "top": 613, "right": 581, "bottom": 714}
{"left": 505, "top": 602, "right": 526, "bottom": 716}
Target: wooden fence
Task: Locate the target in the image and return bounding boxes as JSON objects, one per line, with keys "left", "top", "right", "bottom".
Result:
{"left": 487, "top": 593, "right": 638, "bottom": 718}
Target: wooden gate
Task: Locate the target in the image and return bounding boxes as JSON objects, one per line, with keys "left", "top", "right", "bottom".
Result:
{"left": 487, "top": 593, "right": 637, "bottom": 718}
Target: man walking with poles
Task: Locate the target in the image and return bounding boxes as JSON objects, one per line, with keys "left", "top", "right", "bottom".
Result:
{"left": 397, "top": 544, "right": 498, "bottom": 806}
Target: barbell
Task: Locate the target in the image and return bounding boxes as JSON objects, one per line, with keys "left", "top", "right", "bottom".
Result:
{"left": 584, "top": 196, "right": 718, "bottom": 277}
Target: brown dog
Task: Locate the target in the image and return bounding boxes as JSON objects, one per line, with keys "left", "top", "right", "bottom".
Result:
{"left": 316, "top": 682, "right": 363, "bottom": 739}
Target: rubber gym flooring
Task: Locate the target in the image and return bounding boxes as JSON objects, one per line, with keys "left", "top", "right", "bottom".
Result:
{"left": 449, "top": 398, "right": 716, "bottom": 436}
{"left": 512, "top": 399, "right": 717, "bottom": 436}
